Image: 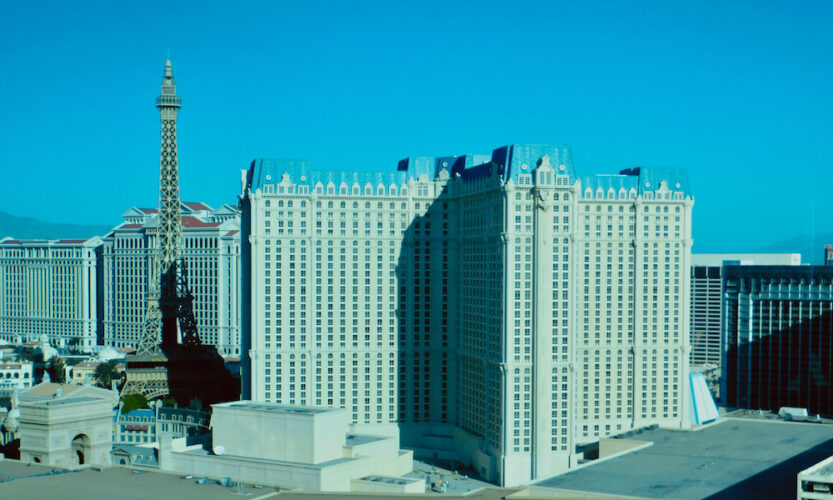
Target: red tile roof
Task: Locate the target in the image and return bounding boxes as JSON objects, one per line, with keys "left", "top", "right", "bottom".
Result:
{"left": 182, "top": 216, "right": 220, "bottom": 228}
{"left": 1, "top": 240, "right": 21, "bottom": 245}
{"left": 56, "top": 239, "right": 87, "bottom": 244}
{"left": 184, "top": 202, "right": 211, "bottom": 211}
{"left": 225, "top": 230, "right": 239, "bottom": 237}
{"left": 139, "top": 208, "right": 158, "bottom": 214}
{"left": 120, "top": 224, "right": 144, "bottom": 230}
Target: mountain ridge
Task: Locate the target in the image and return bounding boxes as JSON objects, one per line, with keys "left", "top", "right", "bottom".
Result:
{"left": 1, "top": 210, "right": 830, "bottom": 264}
{"left": 757, "top": 232, "right": 833, "bottom": 265}
{"left": 0, "top": 211, "right": 113, "bottom": 240}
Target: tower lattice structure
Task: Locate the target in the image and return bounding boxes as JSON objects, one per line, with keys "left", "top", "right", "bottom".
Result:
{"left": 122, "top": 60, "right": 238, "bottom": 404}
{"left": 124, "top": 60, "right": 201, "bottom": 398}
{"left": 135, "top": 60, "right": 182, "bottom": 356}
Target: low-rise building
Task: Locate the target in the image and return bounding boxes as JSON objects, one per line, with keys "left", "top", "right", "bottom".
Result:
{"left": 0, "top": 361, "right": 33, "bottom": 396}
{"left": 18, "top": 382, "right": 118, "bottom": 468}
{"left": 157, "top": 406, "right": 209, "bottom": 437}
{"left": 68, "top": 361, "right": 100, "bottom": 386}
{"left": 799, "top": 455, "right": 833, "bottom": 499}
{"left": 157, "top": 400, "right": 414, "bottom": 492}
{"left": 114, "top": 404, "right": 211, "bottom": 446}
{"left": 115, "top": 408, "right": 156, "bottom": 445}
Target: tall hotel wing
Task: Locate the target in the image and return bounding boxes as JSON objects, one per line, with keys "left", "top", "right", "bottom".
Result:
{"left": 240, "top": 145, "right": 693, "bottom": 486}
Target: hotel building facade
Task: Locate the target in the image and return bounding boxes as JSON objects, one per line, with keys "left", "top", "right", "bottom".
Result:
{"left": 0, "top": 237, "right": 103, "bottom": 353}
{"left": 722, "top": 265, "right": 833, "bottom": 416}
{"left": 101, "top": 202, "right": 242, "bottom": 357}
{"left": 241, "top": 144, "right": 694, "bottom": 486}
{"left": 689, "top": 253, "right": 800, "bottom": 369}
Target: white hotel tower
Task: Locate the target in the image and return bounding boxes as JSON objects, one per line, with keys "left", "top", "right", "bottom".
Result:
{"left": 241, "top": 144, "right": 693, "bottom": 486}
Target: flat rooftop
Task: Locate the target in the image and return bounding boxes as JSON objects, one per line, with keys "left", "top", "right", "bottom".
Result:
{"left": 32, "top": 396, "right": 102, "bottom": 407}
{"left": 537, "top": 417, "right": 833, "bottom": 499}
{"left": 0, "top": 461, "right": 271, "bottom": 499}
{"left": 217, "top": 401, "right": 337, "bottom": 414}
{"left": 0, "top": 459, "right": 645, "bottom": 500}
{"left": 346, "top": 434, "right": 384, "bottom": 446}
{"left": 181, "top": 447, "right": 354, "bottom": 468}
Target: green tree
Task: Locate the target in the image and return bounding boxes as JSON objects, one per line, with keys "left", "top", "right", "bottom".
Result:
{"left": 45, "top": 357, "right": 66, "bottom": 383}
{"left": 120, "top": 393, "right": 149, "bottom": 414}
{"left": 94, "top": 360, "right": 122, "bottom": 389}
{"left": 19, "top": 346, "right": 39, "bottom": 363}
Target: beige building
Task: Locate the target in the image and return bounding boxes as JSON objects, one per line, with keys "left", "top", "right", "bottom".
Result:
{"left": 101, "top": 202, "right": 241, "bottom": 357}
{"left": 0, "top": 361, "right": 33, "bottom": 396}
{"left": 0, "top": 237, "right": 103, "bottom": 353}
{"left": 18, "top": 383, "right": 118, "bottom": 468}
{"left": 158, "top": 400, "right": 414, "bottom": 492}
{"left": 241, "top": 144, "right": 694, "bottom": 486}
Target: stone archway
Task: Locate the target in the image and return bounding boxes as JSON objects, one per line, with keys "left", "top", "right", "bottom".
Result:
{"left": 71, "top": 434, "right": 91, "bottom": 466}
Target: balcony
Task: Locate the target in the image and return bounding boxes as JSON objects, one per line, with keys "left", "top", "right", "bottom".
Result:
{"left": 156, "top": 95, "right": 182, "bottom": 108}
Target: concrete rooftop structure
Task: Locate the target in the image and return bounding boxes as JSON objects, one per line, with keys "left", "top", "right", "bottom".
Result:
{"left": 536, "top": 417, "right": 833, "bottom": 499}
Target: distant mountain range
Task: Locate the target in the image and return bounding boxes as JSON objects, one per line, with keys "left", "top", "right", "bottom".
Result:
{"left": 758, "top": 232, "right": 833, "bottom": 265}
{"left": 0, "top": 211, "right": 113, "bottom": 241}
{"left": 1, "top": 210, "right": 830, "bottom": 264}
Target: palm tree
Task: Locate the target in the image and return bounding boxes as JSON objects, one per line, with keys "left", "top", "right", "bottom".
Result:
{"left": 94, "top": 360, "right": 123, "bottom": 389}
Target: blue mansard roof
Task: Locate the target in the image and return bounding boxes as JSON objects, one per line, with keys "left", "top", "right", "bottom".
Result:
{"left": 247, "top": 145, "right": 690, "bottom": 198}
{"left": 621, "top": 167, "right": 691, "bottom": 195}
{"left": 249, "top": 158, "right": 409, "bottom": 190}
{"left": 579, "top": 167, "right": 691, "bottom": 197}
{"left": 490, "top": 144, "right": 575, "bottom": 183}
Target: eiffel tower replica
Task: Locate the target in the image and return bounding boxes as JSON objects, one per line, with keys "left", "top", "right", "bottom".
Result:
{"left": 121, "top": 60, "right": 239, "bottom": 407}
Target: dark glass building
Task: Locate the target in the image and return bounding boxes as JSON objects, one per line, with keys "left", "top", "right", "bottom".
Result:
{"left": 722, "top": 265, "right": 833, "bottom": 415}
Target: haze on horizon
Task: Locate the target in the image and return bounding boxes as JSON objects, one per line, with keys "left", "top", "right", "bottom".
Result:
{"left": 1, "top": 0, "right": 831, "bottom": 255}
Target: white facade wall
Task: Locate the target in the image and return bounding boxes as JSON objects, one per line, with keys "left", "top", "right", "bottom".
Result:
{"left": 212, "top": 402, "right": 347, "bottom": 463}
{"left": 246, "top": 182, "right": 406, "bottom": 425}
{"left": 243, "top": 146, "right": 693, "bottom": 486}
{"left": 162, "top": 400, "right": 412, "bottom": 492}
{"left": 0, "top": 237, "right": 102, "bottom": 353}
{"left": 101, "top": 204, "right": 241, "bottom": 357}
{"left": 163, "top": 445, "right": 412, "bottom": 492}
{"left": 574, "top": 181, "right": 692, "bottom": 443}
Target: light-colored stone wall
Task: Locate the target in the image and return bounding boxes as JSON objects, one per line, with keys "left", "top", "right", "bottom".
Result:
{"left": 19, "top": 396, "right": 114, "bottom": 468}
{"left": 212, "top": 403, "right": 347, "bottom": 464}
{"left": 0, "top": 238, "right": 102, "bottom": 353}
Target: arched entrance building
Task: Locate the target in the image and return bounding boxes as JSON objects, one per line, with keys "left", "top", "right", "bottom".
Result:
{"left": 18, "top": 383, "right": 117, "bottom": 469}
{"left": 71, "top": 434, "right": 90, "bottom": 466}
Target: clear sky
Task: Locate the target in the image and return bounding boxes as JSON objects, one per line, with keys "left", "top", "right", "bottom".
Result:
{"left": 1, "top": 0, "right": 831, "bottom": 254}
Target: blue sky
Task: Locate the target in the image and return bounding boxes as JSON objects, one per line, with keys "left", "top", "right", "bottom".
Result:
{"left": 1, "top": 0, "right": 831, "bottom": 254}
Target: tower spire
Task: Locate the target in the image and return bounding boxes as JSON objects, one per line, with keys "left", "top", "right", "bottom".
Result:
{"left": 133, "top": 59, "right": 185, "bottom": 356}
{"left": 155, "top": 59, "right": 182, "bottom": 273}
{"left": 160, "top": 59, "right": 177, "bottom": 97}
